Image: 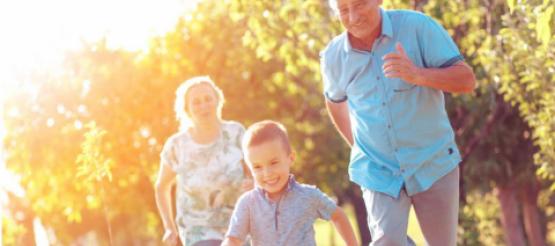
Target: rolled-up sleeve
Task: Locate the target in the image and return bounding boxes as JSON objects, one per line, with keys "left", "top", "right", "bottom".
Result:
{"left": 160, "top": 137, "right": 178, "bottom": 172}
{"left": 320, "top": 52, "right": 347, "bottom": 103}
{"left": 419, "top": 16, "right": 464, "bottom": 68}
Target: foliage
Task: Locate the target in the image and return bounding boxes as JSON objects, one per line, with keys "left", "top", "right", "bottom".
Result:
{"left": 492, "top": 0, "right": 555, "bottom": 182}
{"left": 459, "top": 191, "right": 504, "bottom": 245}
{"left": 2, "top": 216, "right": 27, "bottom": 245}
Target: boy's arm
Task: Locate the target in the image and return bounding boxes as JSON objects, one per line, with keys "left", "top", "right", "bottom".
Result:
{"left": 222, "top": 236, "right": 243, "bottom": 246}
{"left": 225, "top": 193, "right": 251, "bottom": 243}
{"left": 331, "top": 207, "right": 358, "bottom": 246}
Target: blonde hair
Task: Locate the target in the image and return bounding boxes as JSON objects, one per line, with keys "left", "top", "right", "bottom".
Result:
{"left": 242, "top": 120, "right": 292, "bottom": 155}
{"left": 174, "top": 76, "right": 225, "bottom": 131}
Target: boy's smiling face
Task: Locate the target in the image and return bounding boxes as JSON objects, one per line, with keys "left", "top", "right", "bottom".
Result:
{"left": 245, "top": 138, "right": 294, "bottom": 200}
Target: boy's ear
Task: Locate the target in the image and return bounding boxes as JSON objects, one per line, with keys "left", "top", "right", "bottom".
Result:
{"left": 289, "top": 150, "right": 296, "bottom": 164}
{"left": 241, "top": 160, "right": 252, "bottom": 178}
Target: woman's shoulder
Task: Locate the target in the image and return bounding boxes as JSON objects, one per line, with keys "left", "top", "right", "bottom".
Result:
{"left": 222, "top": 120, "right": 245, "bottom": 133}
{"left": 164, "top": 131, "right": 190, "bottom": 145}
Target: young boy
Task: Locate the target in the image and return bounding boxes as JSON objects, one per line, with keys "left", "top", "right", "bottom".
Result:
{"left": 222, "top": 120, "right": 358, "bottom": 246}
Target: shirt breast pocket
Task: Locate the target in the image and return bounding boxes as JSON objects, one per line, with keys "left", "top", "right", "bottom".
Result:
{"left": 391, "top": 78, "right": 417, "bottom": 93}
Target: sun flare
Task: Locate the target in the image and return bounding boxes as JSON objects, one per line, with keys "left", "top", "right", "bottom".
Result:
{"left": 0, "top": 0, "right": 199, "bottom": 86}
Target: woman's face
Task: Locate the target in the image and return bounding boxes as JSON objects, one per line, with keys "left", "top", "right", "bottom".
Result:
{"left": 185, "top": 83, "right": 219, "bottom": 125}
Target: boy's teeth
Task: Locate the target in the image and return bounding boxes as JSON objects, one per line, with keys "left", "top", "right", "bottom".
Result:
{"left": 266, "top": 178, "right": 278, "bottom": 185}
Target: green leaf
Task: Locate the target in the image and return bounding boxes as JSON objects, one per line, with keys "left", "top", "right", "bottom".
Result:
{"left": 536, "top": 6, "right": 554, "bottom": 46}
{"left": 507, "top": 0, "right": 516, "bottom": 13}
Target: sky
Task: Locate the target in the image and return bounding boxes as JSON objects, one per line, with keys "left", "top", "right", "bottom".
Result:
{"left": 0, "top": 0, "right": 199, "bottom": 92}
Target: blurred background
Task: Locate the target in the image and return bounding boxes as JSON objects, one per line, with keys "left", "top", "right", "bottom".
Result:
{"left": 1, "top": 0, "right": 554, "bottom": 245}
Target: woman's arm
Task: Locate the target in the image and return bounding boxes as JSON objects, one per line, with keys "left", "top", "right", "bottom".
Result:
{"left": 331, "top": 207, "right": 359, "bottom": 246}
{"left": 154, "top": 161, "right": 178, "bottom": 245}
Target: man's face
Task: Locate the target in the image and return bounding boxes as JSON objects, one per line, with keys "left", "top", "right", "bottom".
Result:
{"left": 336, "top": 0, "right": 382, "bottom": 40}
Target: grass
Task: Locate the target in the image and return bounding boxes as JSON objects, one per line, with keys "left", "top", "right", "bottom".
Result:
{"left": 315, "top": 205, "right": 425, "bottom": 245}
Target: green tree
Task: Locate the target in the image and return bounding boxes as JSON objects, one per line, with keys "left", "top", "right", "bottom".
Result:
{"left": 494, "top": 0, "right": 555, "bottom": 182}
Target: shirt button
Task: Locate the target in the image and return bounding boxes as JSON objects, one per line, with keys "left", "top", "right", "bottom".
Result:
{"left": 376, "top": 76, "right": 380, "bottom": 80}
{"left": 382, "top": 102, "right": 386, "bottom": 106}
{"left": 387, "top": 124, "right": 392, "bottom": 129}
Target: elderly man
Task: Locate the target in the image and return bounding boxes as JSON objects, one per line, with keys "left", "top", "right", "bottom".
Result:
{"left": 320, "top": 0, "right": 476, "bottom": 245}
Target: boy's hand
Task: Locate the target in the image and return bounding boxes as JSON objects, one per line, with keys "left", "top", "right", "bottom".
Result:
{"left": 240, "top": 178, "right": 254, "bottom": 193}
{"left": 162, "top": 228, "right": 179, "bottom": 246}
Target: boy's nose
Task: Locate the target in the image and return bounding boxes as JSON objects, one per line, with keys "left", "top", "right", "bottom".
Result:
{"left": 262, "top": 167, "right": 271, "bottom": 176}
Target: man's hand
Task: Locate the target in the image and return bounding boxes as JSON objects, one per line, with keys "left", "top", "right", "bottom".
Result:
{"left": 382, "top": 42, "right": 423, "bottom": 85}
{"left": 162, "top": 228, "right": 179, "bottom": 246}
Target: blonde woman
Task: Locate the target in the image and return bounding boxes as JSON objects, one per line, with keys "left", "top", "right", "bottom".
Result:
{"left": 155, "top": 76, "right": 251, "bottom": 246}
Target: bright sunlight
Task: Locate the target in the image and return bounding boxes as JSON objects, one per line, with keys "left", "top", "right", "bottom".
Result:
{"left": 0, "top": 0, "right": 198, "bottom": 87}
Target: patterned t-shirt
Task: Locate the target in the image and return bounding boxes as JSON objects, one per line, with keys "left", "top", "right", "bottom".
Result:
{"left": 161, "top": 121, "right": 245, "bottom": 244}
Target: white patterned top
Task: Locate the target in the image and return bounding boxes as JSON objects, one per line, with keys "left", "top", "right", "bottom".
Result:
{"left": 161, "top": 121, "right": 246, "bottom": 244}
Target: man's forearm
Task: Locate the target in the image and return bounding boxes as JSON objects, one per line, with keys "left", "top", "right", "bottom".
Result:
{"left": 415, "top": 61, "right": 476, "bottom": 93}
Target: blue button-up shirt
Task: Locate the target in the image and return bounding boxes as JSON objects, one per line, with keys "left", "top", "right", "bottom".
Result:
{"left": 320, "top": 9, "right": 463, "bottom": 198}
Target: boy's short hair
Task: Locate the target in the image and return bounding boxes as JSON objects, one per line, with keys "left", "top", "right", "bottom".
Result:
{"left": 242, "top": 120, "right": 292, "bottom": 155}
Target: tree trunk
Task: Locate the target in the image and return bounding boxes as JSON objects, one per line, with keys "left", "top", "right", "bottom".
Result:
{"left": 520, "top": 180, "right": 546, "bottom": 246}
{"left": 496, "top": 185, "right": 526, "bottom": 246}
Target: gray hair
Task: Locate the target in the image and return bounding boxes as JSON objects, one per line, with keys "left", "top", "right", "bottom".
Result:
{"left": 328, "top": 0, "right": 339, "bottom": 16}
{"left": 174, "top": 76, "right": 225, "bottom": 131}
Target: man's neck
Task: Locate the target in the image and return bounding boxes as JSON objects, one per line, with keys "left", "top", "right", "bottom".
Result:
{"left": 348, "top": 21, "right": 382, "bottom": 51}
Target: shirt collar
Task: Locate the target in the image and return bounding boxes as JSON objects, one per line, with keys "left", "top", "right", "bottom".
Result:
{"left": 343, "top": 8, "right": 393, "bottom": 53}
